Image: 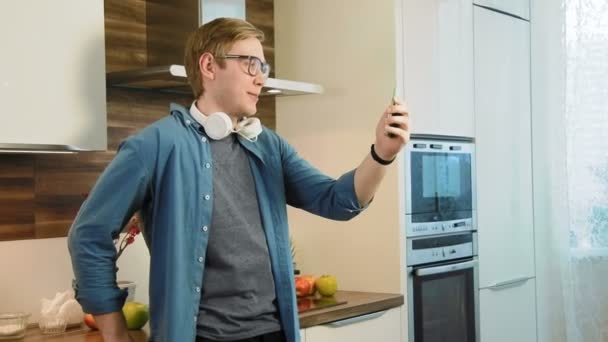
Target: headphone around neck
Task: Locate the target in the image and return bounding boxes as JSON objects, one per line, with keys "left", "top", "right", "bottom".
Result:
{"left": 202, "top": 112, "right": 262, "bottom": 142}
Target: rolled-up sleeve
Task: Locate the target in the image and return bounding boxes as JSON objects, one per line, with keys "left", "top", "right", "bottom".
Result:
{"left": 281, "top": 138, "right": 366, "bottom": 221}
{"left": 67, "top": 138, "right": 151, "bottom": 314}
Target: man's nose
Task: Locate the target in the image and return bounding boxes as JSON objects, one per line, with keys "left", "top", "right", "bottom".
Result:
{"left": 254, "top": 72, "right": 265, "bottom": 86}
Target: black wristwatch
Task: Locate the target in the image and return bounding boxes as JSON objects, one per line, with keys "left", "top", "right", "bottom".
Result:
{"left": 370, "top": 144, "right": 395, "bottom": 165}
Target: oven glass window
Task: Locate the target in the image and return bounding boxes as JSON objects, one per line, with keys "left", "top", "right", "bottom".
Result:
{"left": 411, "top": 152, "right": 472, "bottom": 220}
{"left": 413, "top": 265, "right": 476, "bottom": 342}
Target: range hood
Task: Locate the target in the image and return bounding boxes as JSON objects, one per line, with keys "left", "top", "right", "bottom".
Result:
{"left": 107, "top": 0, "right": 324, "bottom": 97}
{"left": 106, "top": 65, "right": 324, "bottom": 97}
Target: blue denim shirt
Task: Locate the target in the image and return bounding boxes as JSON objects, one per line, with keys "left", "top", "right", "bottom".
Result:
{"left": 68, "top": 103, "right": 365, "bottom": 342}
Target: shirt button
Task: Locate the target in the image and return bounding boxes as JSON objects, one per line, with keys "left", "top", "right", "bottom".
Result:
{"left": 202, "top": 226, "right": 208, "bottom": 232}
{"left": 205, "top": 163, "right": 211, "bottom": 169}
{"left": 201, "top": 137, "right": 207, "bottom": 143}
{"left": 198, "top": 257, "right": 204, "bottom": 263}
{"left": 195, "top": 286, "right": 201, "bottom": 293}
{"left": 204, "top": 194, "right": 210, "bottom": 200}
{"left": 194, "top": 316, "right": 197, "bottom": 322}
{"left": 186, "top": 120, "right": 191, "bottom": 125}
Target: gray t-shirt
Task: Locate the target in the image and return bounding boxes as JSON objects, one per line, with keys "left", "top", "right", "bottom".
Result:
{"left": 196, "top": 134, "right": 281, "bottom": 340}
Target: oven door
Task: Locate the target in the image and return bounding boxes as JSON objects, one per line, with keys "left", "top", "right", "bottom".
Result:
{"left": 407, "top": 258, "right": 479, "bottom": 342}
{"left": 405, "top": 142, "right": 475, "bottom": 223}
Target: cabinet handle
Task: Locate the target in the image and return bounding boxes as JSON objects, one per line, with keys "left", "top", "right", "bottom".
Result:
{"left": 325, "top": 310, "right": 387, "bottom": 328}
{"left": 482, "top": 276, "right": 534, "bottom": 291}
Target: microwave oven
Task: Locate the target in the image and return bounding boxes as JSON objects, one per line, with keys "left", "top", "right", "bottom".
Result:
{"left": 404, "top": 136, "right": 476, "bottom": 237}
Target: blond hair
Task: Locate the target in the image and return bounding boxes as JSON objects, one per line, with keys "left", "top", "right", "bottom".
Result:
{"left": 184, "top": 18, "right": 265, "bottom": 98}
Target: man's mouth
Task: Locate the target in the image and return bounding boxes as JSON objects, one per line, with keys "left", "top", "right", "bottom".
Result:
{"left": 247, "top": 92, "right": 259, "bottom": 101}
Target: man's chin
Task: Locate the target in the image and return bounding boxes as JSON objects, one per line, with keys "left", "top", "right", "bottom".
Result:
{"left": 243, "top": 107, "right": 257, "bottom": 116}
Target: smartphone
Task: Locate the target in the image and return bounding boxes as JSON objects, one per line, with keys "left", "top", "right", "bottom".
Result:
{"left": 388, "top": 86, "right": 403, "bottom": 138}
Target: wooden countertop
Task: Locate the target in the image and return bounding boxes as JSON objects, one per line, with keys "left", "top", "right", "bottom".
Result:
{"left": 21, "top": 291, "right": 403, "bottom": 341}
{"left": 298, "top": 291, "right": 404, "bottom": 329}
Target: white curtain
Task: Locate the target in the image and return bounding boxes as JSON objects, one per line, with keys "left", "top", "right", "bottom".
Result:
{"left": 534, "top": 0, "right": 608, "bottom": 341}
{"left": 564, "top": 0, "right": 608, "bottom": 340}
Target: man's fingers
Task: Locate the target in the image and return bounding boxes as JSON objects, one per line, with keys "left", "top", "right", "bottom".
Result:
{"left": 385, "top": 104, "right": 409, "bottom": 118}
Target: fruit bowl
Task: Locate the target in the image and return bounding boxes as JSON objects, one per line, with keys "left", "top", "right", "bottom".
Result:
{"left": 0, "top": 312, "right": 30, "bottom": 340}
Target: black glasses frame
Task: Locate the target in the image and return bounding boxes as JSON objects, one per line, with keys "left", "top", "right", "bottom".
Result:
{"left": 216, "top": 54, "right": 270, "bottom": 78}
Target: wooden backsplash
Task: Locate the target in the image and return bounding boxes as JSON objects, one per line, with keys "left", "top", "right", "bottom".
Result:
{"left": 0, "top": 0, "right": 275, "bottom": 241}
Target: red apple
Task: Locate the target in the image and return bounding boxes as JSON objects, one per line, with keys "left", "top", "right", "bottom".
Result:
{"left": 294, "top": 275, "right": 316, "bottom": 297}
{"left": 83, "top": 313, "right": 98, "bottom": 330}
{"left": 295, "top": 277, "right": 311, "bottom": 297}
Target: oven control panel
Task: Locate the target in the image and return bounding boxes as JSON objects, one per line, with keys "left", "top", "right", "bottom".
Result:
{"left": 406, "top": 232, "right": 477, "bottom": 267}
{"left": 407, "top": 218, "right": 475, "bottom": 238}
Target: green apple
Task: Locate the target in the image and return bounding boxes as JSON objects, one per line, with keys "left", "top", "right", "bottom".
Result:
{"left": 122, "top": 302, "right": 149, "bottom": 330}
{"left": 315, "top": 275, "right": 338, "bottom": 296}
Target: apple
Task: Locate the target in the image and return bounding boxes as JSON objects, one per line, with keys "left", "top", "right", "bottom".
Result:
{"left": 83, "top": 313, "right": 97, "bottom": 330}
{"left": 122, "top": 301, "right": 149, "bottom": 330}
{"left": 295, "top": 277, "right": 312, "bottom": 297}
{"left": 315, "top": 275, "right": 338, "bottom": 296}
{"left": 294, "top": 275, "right": 316, "bottom": 297}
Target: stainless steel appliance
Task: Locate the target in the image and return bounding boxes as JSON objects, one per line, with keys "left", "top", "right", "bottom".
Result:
{"left": 407, "top": 232, "right": 479, "bottom": 342}
{"left": 404, "top": 135, "right": 476, "bottom": 237}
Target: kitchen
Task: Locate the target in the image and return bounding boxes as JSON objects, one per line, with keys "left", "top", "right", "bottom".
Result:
{"left": 1, "top": 0, "right": 606, "bottom": 342}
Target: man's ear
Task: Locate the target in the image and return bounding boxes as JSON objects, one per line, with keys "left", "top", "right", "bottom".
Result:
{"left": 199, "top": 52, "right": 216, "bottom": 81}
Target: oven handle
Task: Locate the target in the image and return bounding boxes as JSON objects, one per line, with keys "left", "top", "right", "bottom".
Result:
{"left": 415, "top": 260, "right": 478, "bottom": 276}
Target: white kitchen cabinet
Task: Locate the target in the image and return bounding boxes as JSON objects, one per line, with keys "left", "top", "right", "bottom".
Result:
{"left": 305, "top": 307, "right": 401, "bottom": 342}
{"left": 402, "top": 0, "right": 474, "bottom": 137}
{"left": 474, "top": 5, "right": 534, "bottom": 289}
{"left": 480, "top": 278, "right": 537, "bottom": 342}
{"left": 474, "top": 6, "right": 536, "bottom": 342}
{"left": 0, "top": 0, "right": 106, "bottom": 152}
{"left": 473, "top": 0, "right": 530, "bottom": 20}
{"left": 300, "top": 328, "right": 306, "bottom": 342}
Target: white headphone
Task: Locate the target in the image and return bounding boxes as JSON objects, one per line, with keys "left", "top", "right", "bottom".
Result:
{"left": 190, "top": 102, "right": 262, "bottom": 141}
{"left": 202, "top": 112, "right": 262, "bottom": 141}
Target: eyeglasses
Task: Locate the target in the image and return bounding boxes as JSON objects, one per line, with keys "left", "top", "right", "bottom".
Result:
{"left": 216, "top": 54, "right": 271, "bottom": 79}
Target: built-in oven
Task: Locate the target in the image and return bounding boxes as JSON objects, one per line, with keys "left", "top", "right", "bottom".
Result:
{"left": 407, "top": 232, "right": 479, "bottom": 342}
{"left": 404, "top": 135, "right": 476, "bottom": 237}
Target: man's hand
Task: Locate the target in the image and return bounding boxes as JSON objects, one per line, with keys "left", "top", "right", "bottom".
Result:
{"left": 352, "top": 97, "right": 411, "bottom": 206}
{"left": 95, "top": 312, "right": 134, "bottom": 342}
{"left": 373, "top": 97, "right": 410, "bottom": 161}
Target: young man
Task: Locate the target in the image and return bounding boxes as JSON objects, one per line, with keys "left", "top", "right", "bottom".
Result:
{"left": 68, "top": 18, "right": 410, "bottom": 342}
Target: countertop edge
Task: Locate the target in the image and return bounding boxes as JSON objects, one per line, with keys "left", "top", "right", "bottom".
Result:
{"left": 298, "top": 292, "right": 404, "bottom": 329}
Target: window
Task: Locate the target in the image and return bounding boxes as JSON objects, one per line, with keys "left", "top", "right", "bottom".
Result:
{"left": 566, "top": 0, "right": 608, "bottom": 256}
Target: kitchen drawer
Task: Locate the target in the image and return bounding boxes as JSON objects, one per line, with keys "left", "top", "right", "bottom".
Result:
{"left": 305, "top": 307, "right": 401, "bottom": 342}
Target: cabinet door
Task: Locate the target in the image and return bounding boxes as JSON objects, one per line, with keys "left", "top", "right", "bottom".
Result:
{"left": 0, "top": 0, "right": 106, "bottom": 150}
{"left": 402, "top": 0, "right": 474, "bottom": 137}
{"left": 480, "top": 277, "right": 537, "bottom": 342}
{"left": 300, "top": 328, "right": 306, "bottom": 342}
{"left": 473, "top": 0, "right": 530, "bottom": 20}
{"left": 306, "top": 308, "right": 401, "bottom": 342}
{"left": 474, "top": 7, "right": 534, "bottom": 287}
{"left": 473, "top": 7, "right": 534, "bottom": 286}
